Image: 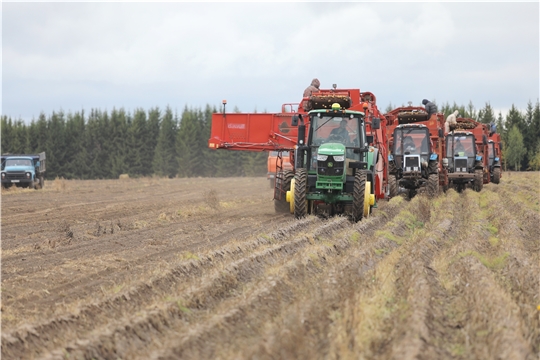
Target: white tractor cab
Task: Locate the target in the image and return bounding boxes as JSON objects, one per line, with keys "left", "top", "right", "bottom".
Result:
{"left": 444, "top": 132, "right": 483, "bottom": 192}
{"left": 388, "top": 124, "right": 439, "bottom": 198}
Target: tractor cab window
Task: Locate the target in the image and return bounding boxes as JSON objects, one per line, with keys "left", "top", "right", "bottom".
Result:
{"left": 446, "top": 135, "right": 475, "bottom": 158}
{"left": 310, "top": 114, "right": 362, "bottom": 148}
{"left": 309, "top": 113, "right": 364, "bottom": 170}
{"left": 6, "top": 159, "right": 32, "bottom": 167}
{"left": 393, "top": 128, "right": 430, "bottom": 156}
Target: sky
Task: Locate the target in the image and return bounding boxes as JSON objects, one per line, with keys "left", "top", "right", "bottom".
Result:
{"left": 2, "top": 2, "right": 539, "bottom": 123}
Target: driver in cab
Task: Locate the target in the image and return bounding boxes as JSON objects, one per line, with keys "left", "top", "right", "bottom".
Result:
{"left": 329, "top": 119, "right": 349, "bottom": 142}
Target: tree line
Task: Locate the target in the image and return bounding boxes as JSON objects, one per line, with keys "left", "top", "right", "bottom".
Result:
{"left": 1, "top": 99, "right": 539, "bottom": 180}
{"left": 0, "top": 105, "right": 267, "bottom": 180}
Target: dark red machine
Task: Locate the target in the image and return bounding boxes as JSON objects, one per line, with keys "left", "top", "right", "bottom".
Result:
{"left": 383, "top": 106, "right": 448, "bottom": 198}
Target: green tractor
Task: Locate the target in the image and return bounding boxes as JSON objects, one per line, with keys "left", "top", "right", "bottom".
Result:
{"left": 275, "top": 102, "right": 380, "bottom": 222}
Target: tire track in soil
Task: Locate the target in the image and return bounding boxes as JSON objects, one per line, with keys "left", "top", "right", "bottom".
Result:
{"left": 151, "top": 199, "right": 407, "bottom": 360}
{"left": 1, "top": 215, "right": 320, "bottom": 359}
{"left": 1, "top": 200, "right": 285, "bottom": 309}
{"left": 36, "top": 216, "right": 355, "bottom": 360}
{"left": 29, "top": 200, "right": 400, "bottom": 356}
{"left": 432, "top": 189, "right": 534, "bottom": 359}
{"left": 477, "top": 189, "right": 540, "bottom": 354}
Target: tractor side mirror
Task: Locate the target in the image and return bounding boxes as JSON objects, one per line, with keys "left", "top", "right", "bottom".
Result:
{"left": 438, "top": 128, "right": 443, "bottom": 138}
{"left": 291, "top": 115, "right": 299, "bottom": 127}
{"left": 372, "top": 118, "right": 381, "bottom": 129}
{"left": 366, "top": 135, "right": 374, "bottom": 144}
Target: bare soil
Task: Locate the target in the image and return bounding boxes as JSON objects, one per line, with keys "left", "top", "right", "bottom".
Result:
{"left": 1, "top": 174, "right": 539, "bottom": 359}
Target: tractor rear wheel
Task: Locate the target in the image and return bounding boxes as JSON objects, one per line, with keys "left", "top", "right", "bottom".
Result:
{"left": 351, "top": 170, "right": 367, "bottom": 222}
{"left": 427, "top": 173, "right": 439, "bottom": 198}
{"left": 293, "top": 169, "right": 308, "bottom": 219}
{"left": 388, "top": 174, "right": 398, "bottom": 198}
{"left": 492, "top": 167, "right": 501, "bottom": 184}
{"left": 474, "top": 169, "right": 483, "bottom": 192}
{"left": 274, "top": 170, "right": 293, "bottom": 213}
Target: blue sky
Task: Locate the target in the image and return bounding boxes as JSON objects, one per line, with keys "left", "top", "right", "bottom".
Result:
{"left": 2, "top": 2, "right": 539, "bottom": 122}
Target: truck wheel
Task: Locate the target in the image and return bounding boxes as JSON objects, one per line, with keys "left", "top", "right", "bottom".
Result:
{"left": 274, "top": 170, "right": 293, "bottom": 213}
{"left": 293, "top": 169, "right": 308, "bottom": 219}
{"left": 388, "top": 174, "right": 398, "bottom": 198}
{"left": 351, "top": 170, "right": 367, "bottom": 222}
{"left": 427, "top": 173, "right": 439, "bottom": 198}
{"left": 474, "top": 169, "right": 483, "bottom": 192}
{"left": 492, "top": 167, "right": 501, "bottom": 184}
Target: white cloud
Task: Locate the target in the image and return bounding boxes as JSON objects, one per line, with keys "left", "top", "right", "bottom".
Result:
{"left": 2, "top": 2, "right": 538, "bottom": 121}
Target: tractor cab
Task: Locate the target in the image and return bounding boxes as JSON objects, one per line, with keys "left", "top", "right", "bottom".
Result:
{"left": 446, "top": 133, "right": 477, "bottom": 172}
{"left": 444, "top": 131, "right": 484, "bottom": 192}
{"left": 391, "top": 125, "right": 431, "bottom": 177}
{"left": 307, "top": 109, "right": 367, "bottom": 180}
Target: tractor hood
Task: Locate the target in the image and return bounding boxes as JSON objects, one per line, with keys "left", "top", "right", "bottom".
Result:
{"left": 318, "top": 143, "right": 345, "bottom": 156}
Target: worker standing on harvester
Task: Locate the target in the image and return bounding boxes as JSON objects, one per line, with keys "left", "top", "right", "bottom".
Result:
{"left": 303, "top": 78, "right": 321, "bottom": 111}
{"left": 303, "top": 78, "right": 321, "bottom": 98}
{"left": 445, "top": 110, "right": 459, "bottom": 134}
{"left": 422, "top": 99, "right": 438, "bottom": 117}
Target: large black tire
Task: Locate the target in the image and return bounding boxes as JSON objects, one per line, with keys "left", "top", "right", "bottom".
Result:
{"left": 293, "top": 169, "right": 308, "bottom": 219}
{"left": 388, "top": 174, "right": 398, "bottom": 198}
{"left": 492, "top": 167, "right": 501, "bottom": 184}
{"left": 274, "top": 170, "right": 293, "bottom": 213}
{"left": 351, "top": 170, "right": 367, "bottom": 222}
{"left": 473, "top": 169, "right": 483, "bottom": 192}
{"left": 427, "top": 173, "right": 439, "bottom": 198}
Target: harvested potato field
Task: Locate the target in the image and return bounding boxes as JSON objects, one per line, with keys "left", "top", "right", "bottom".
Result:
{"left": 1, "top": 173, "right": 539, "bottom": 359}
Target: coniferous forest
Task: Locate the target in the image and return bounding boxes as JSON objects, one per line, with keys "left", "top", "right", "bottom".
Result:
{"left": 1, "top": 100, "right": 539, "bottom": 180}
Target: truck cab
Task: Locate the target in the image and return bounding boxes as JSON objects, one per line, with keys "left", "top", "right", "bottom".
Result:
{"left": 1, "top": 152, "right": 46, "bottom": 190}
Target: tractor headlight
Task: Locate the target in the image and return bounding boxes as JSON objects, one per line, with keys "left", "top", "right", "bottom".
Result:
{"left": 317, "top": 154, "right": 328, "bottom": 161}
{"left": 333, "top": 155, "right": 345, "bottom": 162}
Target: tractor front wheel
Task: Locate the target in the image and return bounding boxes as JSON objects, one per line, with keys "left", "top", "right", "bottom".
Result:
{"left": 474, "top": 169, "right": 483, "bottom": 192}
{"left": 388, "top": 174, "right": 398, "bottom": 198}
{"left": 427, "top": 173, "right": 439, "bottom": 198}
{"left": 274, "top": 170, "right": 293, "bottom": 213}
{"left": 351, "top": 170, "right": 367, "bottom": 222}
{"left": 492, "top": 167, "right": 501, "bottom": 184}
{"left": 293, "top": 169, "right": 308, "bottom": 219}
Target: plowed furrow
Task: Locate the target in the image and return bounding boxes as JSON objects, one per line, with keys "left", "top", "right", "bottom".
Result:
{"left": 1, "top": 216, "right": 319, "bottom": 359}
{"left": 478, "top": 190, "right": 540, "bottom": 353}
{"left": 152, "top": 201, "right": 405, "bottom": 359}
{"left": 41, "top": 217, "right": 353, "bottom": 359}
{"left": 437, "top": 190, "right": 534, "bottom": 359}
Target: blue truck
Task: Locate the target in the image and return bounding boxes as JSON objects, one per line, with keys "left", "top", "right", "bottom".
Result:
{"left": 1, "top": 152, "right": 46, "bottom": 190}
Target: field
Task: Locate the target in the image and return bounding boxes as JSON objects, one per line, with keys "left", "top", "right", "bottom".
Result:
{"left": 1, "top": 173, "right": 539, "bottom": 359}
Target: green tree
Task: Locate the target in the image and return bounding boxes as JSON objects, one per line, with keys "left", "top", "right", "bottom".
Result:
{"left": 176, "top": 106, "right": 203, "bottom": 177}
{"left": 145, "top": 107, "right": 161, "bottom": 174}
{"left": 109, "top": 108, "right": 129, "bottom": 178}
{"left": 126, "top": 108, "right": 148, "bottom": 177}
{"left": 46, "top": 111, "right": 67, "bottom": 178}
{"left": 478, "top": 102, "right": 495, "bottom": 124}
{"left": 153, "top": 106, "right": 177, "bottom": 178}
{"left": 504, "top": 125, "right": 526, "bottom": 171}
